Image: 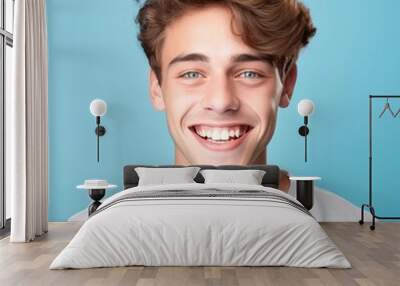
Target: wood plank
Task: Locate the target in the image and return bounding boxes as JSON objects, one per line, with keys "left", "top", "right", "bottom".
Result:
{"left": 0, "top": 222, "right": 399, "bottom": 286}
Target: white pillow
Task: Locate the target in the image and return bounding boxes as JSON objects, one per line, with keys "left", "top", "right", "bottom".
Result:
{"left": 135, "top": 167, "right": 201, "bottom": 186}
{"left": 200, "top": 169, "right": 266, "bottom": 185}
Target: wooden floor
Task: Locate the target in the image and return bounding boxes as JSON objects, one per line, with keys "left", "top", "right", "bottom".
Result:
{"left": 0, "top": 222, "right": 399, "bottom": 286}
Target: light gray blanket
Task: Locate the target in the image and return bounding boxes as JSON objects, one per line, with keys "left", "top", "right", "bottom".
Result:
{"left": 92, "top": 188, "right": 312, "bottom": 218}
{"left": 50, "top": 183, "right": 351, "bottom": 269}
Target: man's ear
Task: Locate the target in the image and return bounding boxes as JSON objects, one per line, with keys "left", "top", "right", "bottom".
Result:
{"left": 149, "top": 69, "right": 165, "bottom": 111}
{"left": 279, "top": 64, "right": 298, "bottom": 108}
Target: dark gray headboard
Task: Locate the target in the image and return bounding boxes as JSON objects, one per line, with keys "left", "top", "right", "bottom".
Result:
{"left": 123, "top": 165, "right": 280, "bottom": 190}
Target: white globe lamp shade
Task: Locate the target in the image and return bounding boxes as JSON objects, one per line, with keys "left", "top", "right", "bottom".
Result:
{"left": 90, "top": 99, "right": 107, "bottom": 117}
{"left": 297, "top": 99, "right": 315, "bottom": 117}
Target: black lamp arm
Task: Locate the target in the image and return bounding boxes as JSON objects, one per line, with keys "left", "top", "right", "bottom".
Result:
{"left": 298, "top": 116, "right": 310, "bottom": 162}
{"left": 94, "top": 116, "right": 106, "bottom": 162}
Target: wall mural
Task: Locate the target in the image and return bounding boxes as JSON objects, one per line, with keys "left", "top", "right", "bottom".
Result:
{"left": 46, "top": 0, "right": 400, "bottom": 222}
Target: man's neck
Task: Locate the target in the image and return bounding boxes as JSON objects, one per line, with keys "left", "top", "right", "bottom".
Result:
{"left": 175, "top": 149, "right": 267, "bottom": 165}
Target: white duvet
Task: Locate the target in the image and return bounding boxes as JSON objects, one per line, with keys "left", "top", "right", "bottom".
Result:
{"left": 50, "top": 183, "right": 351, "bottom": 269}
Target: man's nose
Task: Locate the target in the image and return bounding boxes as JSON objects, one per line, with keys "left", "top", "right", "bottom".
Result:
{"left": 200, "top": 77, "right": 240, "bottom": 114}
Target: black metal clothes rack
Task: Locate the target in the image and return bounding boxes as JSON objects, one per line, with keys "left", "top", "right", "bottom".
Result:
{"left": 359, "top": 95, "right": 400, "bottom": 230}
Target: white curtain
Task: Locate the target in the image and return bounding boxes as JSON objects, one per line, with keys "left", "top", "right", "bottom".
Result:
{"left": 7, "top": 0, "right": 49, "bottom": 242}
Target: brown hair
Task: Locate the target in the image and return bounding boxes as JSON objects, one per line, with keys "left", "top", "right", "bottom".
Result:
{"left": 135, "top": 0, "right": 316, "bottom": 83}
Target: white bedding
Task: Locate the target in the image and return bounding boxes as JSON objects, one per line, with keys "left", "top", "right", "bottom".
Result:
{"left": 50, "top": 183, "right": 351, "bottom": 269}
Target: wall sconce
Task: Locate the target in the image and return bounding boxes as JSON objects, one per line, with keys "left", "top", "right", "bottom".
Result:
{"left": 297, "top": 99, "right": 315, "bottom": 162}
{"left": 90, "top": 99, "right": 107, "bottom": 162}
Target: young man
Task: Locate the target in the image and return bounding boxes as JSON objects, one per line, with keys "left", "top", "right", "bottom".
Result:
{"left": 135, "top": 0, "right": 316, "bottom": 191}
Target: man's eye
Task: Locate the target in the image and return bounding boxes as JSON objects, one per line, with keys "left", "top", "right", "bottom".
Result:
{"left": 238, "top": 71, "right": 262, "bottom": 79}
{"left": 180, "top": 71, "right": 202, "bottom": 79}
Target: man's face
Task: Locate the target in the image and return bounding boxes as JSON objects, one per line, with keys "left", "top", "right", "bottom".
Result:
{"left": 149, "top": 5, "right": 295, "bottom": 165}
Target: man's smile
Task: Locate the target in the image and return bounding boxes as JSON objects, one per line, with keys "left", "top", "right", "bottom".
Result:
{"left": 188, "top": 124, "right": 253, "bottom": 151}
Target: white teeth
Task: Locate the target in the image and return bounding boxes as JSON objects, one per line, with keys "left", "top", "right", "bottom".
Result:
{"left": 196, "top": 127, "right": 204, "bottom": 138}
{"left": 221, "top": 129, "right": 229, "bottom": 140}
{"left": 193, "top": 126, "right": 249, "bottom": 141}
{"left": 211, "top": 129, "right": 221, "bottom": 140}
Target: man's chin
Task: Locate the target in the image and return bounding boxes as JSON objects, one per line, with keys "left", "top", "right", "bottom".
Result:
{"left": 185, "top": 147, "right": 255, "bottom": 165}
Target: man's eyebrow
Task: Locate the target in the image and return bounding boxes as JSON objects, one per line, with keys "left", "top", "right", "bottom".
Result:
{"left": 231, "top": 53, "right": 274, "bottom": 65}
{"left": 168, "top": 53, "right": 209, "bottom": 68}
{"left": 167, "top": 52, "right": 274, "bottom": 69}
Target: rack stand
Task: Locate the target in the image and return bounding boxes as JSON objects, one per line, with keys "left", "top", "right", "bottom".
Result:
{"left": 359, "top": 95, "right": 400, "bottom": 230}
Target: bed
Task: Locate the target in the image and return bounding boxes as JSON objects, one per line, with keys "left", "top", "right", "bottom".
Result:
{"left": 50, "top": 165, "right": 351, "bottom": 269}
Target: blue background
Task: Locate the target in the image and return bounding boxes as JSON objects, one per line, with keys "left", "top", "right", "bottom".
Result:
{"left": 46, "top": 0, "right": 400, "bottom": 221}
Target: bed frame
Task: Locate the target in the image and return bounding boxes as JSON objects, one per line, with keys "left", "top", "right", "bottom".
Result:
{"left": 123, "top": 165, "right": 281, "bottom": 190}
